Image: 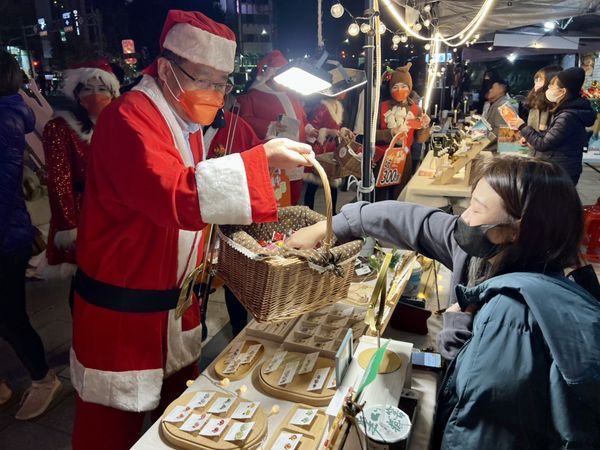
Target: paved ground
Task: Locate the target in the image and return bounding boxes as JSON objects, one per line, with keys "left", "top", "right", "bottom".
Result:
{"left": 0, "top": 166, "right": 598, "bottom": 449}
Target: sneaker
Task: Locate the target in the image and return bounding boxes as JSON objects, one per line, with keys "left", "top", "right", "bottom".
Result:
{"left": 15, "top": 371, "right": 62, "bottom": 420}
{"left": 0, "top": 380, "right": 12, "bottom": 405}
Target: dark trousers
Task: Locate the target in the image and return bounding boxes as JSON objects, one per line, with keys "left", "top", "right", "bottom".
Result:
{"left": 304, "top": 183, "right": 338, "bottom": 212}
{"left": 224, "top": 286, "right": 248, "bottom": 337}
{"left": 0, "top": 247, "right": 49, "bottom": 381}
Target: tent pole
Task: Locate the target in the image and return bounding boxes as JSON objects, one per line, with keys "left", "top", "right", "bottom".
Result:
{"left": 361, "top": 0, "right": 375, "bottom": 203}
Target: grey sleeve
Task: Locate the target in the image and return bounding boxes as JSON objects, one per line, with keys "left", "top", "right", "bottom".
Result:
{"left": 332, "top": 201, "right": 459, "bottom": 269}
{"left": 436, "top": 312, "right": 473, "bottom": 360}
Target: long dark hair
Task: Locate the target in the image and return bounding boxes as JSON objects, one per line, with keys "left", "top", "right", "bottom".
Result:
{"left": 471, "top": 155, "right": 583, "bottom": 278}
{"left": 69, "top": 82, "right": 95, "bottom": 134}
{"left": 0, "top": 50, "right": 21, "bottom": 96}
{"left": 524, "top": 65, "right": 562, "bottom": 111}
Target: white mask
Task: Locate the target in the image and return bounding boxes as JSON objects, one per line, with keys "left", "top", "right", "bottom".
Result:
{"left": 545, "top": 87, "right": 563, "bottom": 103}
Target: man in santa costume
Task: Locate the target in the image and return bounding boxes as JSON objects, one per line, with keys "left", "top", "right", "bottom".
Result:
{"left": 71, "top": 10, "right": 312, "bottom": 450}
{"left": 375, "top": 62, "right": 430, "bottom": 201}
{"left": 238, "top": 50, "right": 318, "bottom": 205}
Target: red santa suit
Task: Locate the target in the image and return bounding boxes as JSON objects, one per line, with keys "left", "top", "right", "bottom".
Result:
{"left": 204, "top": 111, "right": 260, "bottom": 158}
{"left": 71, "top": 11, "right": 277, "bottom": 450}
{"left": 238, "top": 50, "right": 315, "bottom": 205}
{"left": 42, "top": 61, "right": 120, "bottom": 277}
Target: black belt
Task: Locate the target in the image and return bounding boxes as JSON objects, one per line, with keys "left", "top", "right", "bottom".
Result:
{"left": 74, "top": 269, "right": 181, "bottom": 313}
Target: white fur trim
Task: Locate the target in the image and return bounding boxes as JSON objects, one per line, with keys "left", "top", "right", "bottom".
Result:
{"left": 61, "top": 68, "right": 120, "bottom": 101}
{"left": 133, "top": 75, "right": 195, "bottom": 167}
{"left": 53, "top": 110, "right": 93, "bottom": 144}
{"left": 196, "top": 153, "right": 252, "bottom": 224}
{"left": 70, "top": 348, "right": 163, "bottom": 412}
{"left": 176, "top": 230, "right": 201, "bottom": 287}
{"left": 164, "top": 310, "right": 203, "bottom": 376}
{"left": 54, "top": 228, "right": 77, "bottom": 250}
{"left": 320, "top": 99, "right": 344, "bottom": 126}
{"left": 318, "top": 128, "right": 329, "bottom": 144}
{"left": 163, "top": 23, "right": 236, "bottom": 73}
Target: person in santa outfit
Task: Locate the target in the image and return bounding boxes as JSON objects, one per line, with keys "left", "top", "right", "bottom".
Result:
{"left": 70, "top": 10, "right": 312, "bottom": 450}
{"left": 238, "top": 50, "right": 318, "bottom": 205}
{"left": 42, "top": 59, "right": 120, "bottom": 290}
{"left": 375, "top": 63, "right": 430, "bottom": 201}
{"left": 303, "top": 92, "right": 348, "bottom": 211}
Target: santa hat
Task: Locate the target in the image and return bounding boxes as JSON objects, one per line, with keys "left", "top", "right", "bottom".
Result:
{"left": 61, "top": 58, "right": 120, "bottom": 101}
{"left": 389, "top": 62, "right": 413, "bottom": 92}
{"left": 257, "top": 50, "right": 288, "bottom": 75}
{"left": 147, "top": 10, "right": 236, "bottom": 75}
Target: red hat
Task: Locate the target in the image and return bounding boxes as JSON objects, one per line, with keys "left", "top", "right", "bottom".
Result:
{"left": 257, "top": 50, "right": 288, "bottom": 75}
{"left": 62, "top": 58, "right": 120, "bottom": 100}
{"left": 159, "top": 10, "right": 236, "bottom": 73}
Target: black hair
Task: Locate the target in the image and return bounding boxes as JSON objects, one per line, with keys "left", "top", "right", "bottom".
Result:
{"left": 0, "top": 50, "right": 22, "bottom": 96}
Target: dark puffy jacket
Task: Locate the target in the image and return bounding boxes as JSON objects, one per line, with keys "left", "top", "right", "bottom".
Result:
{"left": 519, "top": 97, "right": 596, "bottom": 183}
{"left": 435, "top": 273, "right": 600, "bottom": 450}
{"left": 0, "top": 94, "right": 35, "bottom": 252}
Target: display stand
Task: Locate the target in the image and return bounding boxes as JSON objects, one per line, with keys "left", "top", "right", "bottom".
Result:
{"left": 213, "top": 341, "right": 264, "bottom": 381}
{"left": 431, "top": 139, "right": 489, "bottom": 185}
{"left": 159, "top": 391, "right": 267, "bottom": 450}
{"left": 255, "top": 353, "right": 337, "bottom": 407}
{"left": 264, "top": 404, "right": 329, "bottom": 450}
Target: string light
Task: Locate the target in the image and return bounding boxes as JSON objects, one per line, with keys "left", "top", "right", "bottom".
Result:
{"left": 330, "top": 2, "right": 344, "bottom": 18}
{"left": 424, "top": 43, "right": 431, "bottom": 50}
{"left": 392, "top": 44, "right": 398, "bottom": 50}
{"left": 423, "top": 19, "right": 431, "bottom": 28}
{"left": 348, "top": 22, "right": 360, "bottom": 36}
{"left": 414, "top": 23, "right": 423, "bottom": 31}
{"left": 423, "top": 4, "right": 431, "bottom": 13}
{"left": 360, "top": 22, "right": 371, "bottom": 33}
{"left": 392, "top": 34, "right": 401, "bottom": 45}
{"left": 379, "top": 23, "right": 387, "bottom": 34}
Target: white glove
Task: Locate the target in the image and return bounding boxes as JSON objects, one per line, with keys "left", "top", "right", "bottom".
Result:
{"left": 54, "top": 228, "right": 77, "bottom": 251}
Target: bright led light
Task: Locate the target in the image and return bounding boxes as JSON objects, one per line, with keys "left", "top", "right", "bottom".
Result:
{"left": 330, "top": 3, "right": 344, "bottom": 18}
{"left": 392, "top": 34, "right": 401, "bottom": 45}
{"left": 379, "top": 23, "right": 387, "bottom": 34}
{"left": 507, "top": 53, "right": 517, "bottom": 62}
{"left": 453, "top": 47, "right": 458, "bottom": 52}
{"left": 400, "top": 34, "right": 408, "bottom": 43}
{"left": 544, "top": 21, "right": 555, "bottom": 31}
{"left": 424, "top": 4, "right": 431, "bottom": 13}
{"left": 414, "top": 23, "right": 422, "bottom": 31}
{"left": 425, "top": 43, "right": 431, "bottom": 50}
{"left": 274, "top": 67, "right": 332, "bottom": 96}
{"left": 360, "top": 23, "right": 371, "bottom": 34}
{"left": 488, "top": 46, "right": 493, "bottom": 51}
{"left": 423, "top": 19, "right": 431, "bottom": 28}
{"left": 344, "top": 38, "right": 349, "bottom": 43}
{"left": 392, "top": 44, "right": 398, "bottom": 50}
{"left": 348, "top": 23, "right": 360, "bottom": 36}
{"left": 261, "top": 28, "right": 267, "bottom": 35}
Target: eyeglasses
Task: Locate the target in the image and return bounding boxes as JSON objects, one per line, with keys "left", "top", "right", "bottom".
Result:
{"left": 171, "top": 60, "right": 233, "bottom": 94}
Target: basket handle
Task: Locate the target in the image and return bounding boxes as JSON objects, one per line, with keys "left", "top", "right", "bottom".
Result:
{"left": 303, "top": 154, "right": 334, "bottom": 250}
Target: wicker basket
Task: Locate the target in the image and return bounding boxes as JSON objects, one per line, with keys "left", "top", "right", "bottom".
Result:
{"left": 217, "top": 155, "right": 363, "bottom": 322}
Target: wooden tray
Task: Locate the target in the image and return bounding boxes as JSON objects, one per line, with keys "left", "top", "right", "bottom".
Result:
{"left": 264, "top": 404, "right": 328, "bottom": 450}
{"left": 256, "top": 353, "right": 336, "bottom": 407}
{"left": 283, "top": 304, "right": 368, "bottom": 358}
{"left": 214, "top": 340, "right": 264, "bottom": 381}
{"left": 160, "top": 390, "right": 267, "bottom": 450}
{"left": 245, "top": 318, "right": 298, "bottom": 343}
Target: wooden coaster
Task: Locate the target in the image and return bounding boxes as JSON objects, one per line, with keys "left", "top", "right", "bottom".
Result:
{"left": 357, "top": 348, "right": 402, "bottom": 374}
{"left": 264, "top": 404, "right": 328, "bottom": 450}
{"left": 214, "top": 340, "right": 264, "bottom": 381}
{"left": 160, "top": 391, "right": 267, "bottom": 450}
{"left": 256, "top": 353, "right": 336, "bottom": 407}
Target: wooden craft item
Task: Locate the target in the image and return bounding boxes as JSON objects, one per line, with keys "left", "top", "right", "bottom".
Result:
{"left": 245, "top": 318, "right": 298, "bottom": 343}
{"left": 283, "top": 305, "right": 368, "bottom": 358}
{"left": 213, "top": 340, "right": 265, "bottom": 381}
{"left": 432, "top": 139, "right": 489, "bottom": 185}
{"left": 256, "top": 353, "right": 336, "bottom": 407}
{"left": 160, "top": 391, "right": 267, "bottom": 450}
{"left": 357, "top": 347, "right": 402, "bottom": 374}
{"left": 264, "top": 404, "right": 328, "bottom": 450}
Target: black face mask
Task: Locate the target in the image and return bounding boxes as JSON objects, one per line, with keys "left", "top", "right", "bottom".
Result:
{"left": 454, "top": 217, "right": 503, "bottom": 258}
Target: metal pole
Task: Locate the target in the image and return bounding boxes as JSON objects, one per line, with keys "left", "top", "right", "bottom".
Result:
{"left": 361, "top": 0, "right": 375, "bottom": 203}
